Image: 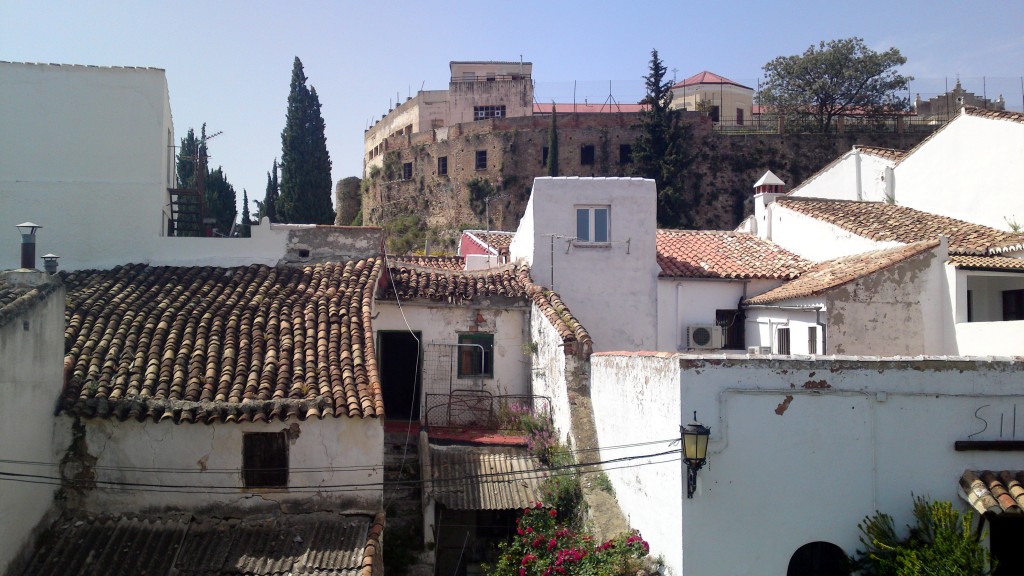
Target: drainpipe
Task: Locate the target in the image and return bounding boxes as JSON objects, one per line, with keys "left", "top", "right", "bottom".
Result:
{"left": 853, "top": 148, "right": 863, "bottom": 201}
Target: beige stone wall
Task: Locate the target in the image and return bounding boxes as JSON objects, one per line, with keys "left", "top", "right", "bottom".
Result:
{"left": 671, "top": 83, "right": 753, "bottom": 125}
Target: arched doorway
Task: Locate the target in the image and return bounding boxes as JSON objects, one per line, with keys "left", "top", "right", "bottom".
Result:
{"left": 787, "top": 541, "right": 851, "bottom": 576}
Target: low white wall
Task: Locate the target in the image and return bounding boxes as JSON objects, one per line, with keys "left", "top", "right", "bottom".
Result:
{"left": 529, "top": 303, "right": 573, "bottom": 444}
{"left": 54, "top": 415, "right": 383, "bottom": 514}
{"left": 0, "top": 280, "right": 64, "bottom": 574}
{"left": 955, "top": 320, "right": 1024, "bottom": 356}
{"left": 590, "top": 353, "right": 682, "bottom": 575}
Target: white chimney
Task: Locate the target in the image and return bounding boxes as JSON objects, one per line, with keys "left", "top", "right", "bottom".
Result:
{"left": 752, "top": 171, "right": 785, "bottom": 239}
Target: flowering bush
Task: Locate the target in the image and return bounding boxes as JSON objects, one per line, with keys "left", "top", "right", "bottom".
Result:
{"left": 485, "top": 502, "right": 650, "bottom": 576}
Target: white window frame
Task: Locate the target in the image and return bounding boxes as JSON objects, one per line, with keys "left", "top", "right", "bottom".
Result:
{"left": 575, "top": 205, "right": 610, "bottom": 245}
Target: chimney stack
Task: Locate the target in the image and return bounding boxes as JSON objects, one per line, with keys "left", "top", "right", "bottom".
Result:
{"left": 16, "top": 222, "right": 42, "bottom": 270}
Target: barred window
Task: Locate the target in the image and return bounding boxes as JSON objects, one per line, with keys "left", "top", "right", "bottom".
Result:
{"left": 474, "top": 105, "right": 506, "bottom": 120}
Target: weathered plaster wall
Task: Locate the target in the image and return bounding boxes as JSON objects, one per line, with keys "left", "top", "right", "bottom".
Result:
{"left": 529, "top": 303, "right": 575, "bottom": 445}
{"left": 767, "top": 204, "right": 899, "bottom": 262}
{"left": 896, "top": 113, "right": 1024, "bottom": 230}
{"left": 373, "top": 301, "right": 531, "bottom": 413}
{"left": 589, "top": 353, "right": 682, "bottom": 575}
{"left": 0, "top": 278, "right": 64, "bottom": 574}
{"left": 656, "top": 278, "right": 782, "bottom": 352}
{"left": 592, "top": 353, "right": 1024, "bottom": 576}
{"left": 53, "top": 415, "right": 383, "bottom": 514}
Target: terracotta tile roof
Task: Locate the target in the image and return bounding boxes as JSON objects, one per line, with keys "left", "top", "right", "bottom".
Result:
{"left": 776, "top": 198, "right": 1024, "bottom": 255}
{"left": 463, "top": 230, "right": 515, "bottom": 253}
{"left": 960, "top": 470, "right": 1024, "bottom": 515}
{"left": 430, "top": 445, "right": 548, "bottom": 510}
{"left": 0, "top": 273, "right": 62, "bottom": 329}
{"left": 389, "top": 255, "right": 466, "bottom": 271}
{"left": 656, "top": 230, "right": 812, "bottom": 279}
{"left": 746, "top": 240, "right": 939, "bottom": 305}
{"left": 672, "top": 70, "right": 752, "bottom": 90}
{"left": 854, "top": 145, "right": 906, "bottom": 161}
{"left": 19, "top": 511, "right": 385, "bottom": 576}
{"left": 963, "top": 106, "right": 1024, "bottom": 124}
{"left": 949, "top": 255, "right": 1024, "bottom": 271}
{"left": 380, "top": 264, "right": 593, "bottom": 355}
{"left": 59, "top": 261, "right": 385, "bottom": 423}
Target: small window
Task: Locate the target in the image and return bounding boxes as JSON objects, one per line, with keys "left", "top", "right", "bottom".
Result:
{"left": 576, "top": 206, "right": 609, "bottom": 244}
{"left": 475, "top": 150, "right": 487, "bottom": 170}
{"left": 808, "top": 326, "right": 818, "bottom": 354}
{"left": 458, "top": 333, "right": 494, "bottom": 378}
{"left": 243, "top": 432, "right": 288, "bottom": 488}
{"left": 710, "top": 105, "right": 720, "bottom": 123}
{"left": 437, "top": 156, "right": 448, "bottom": 176}
{"left": 1003, "top": 289, "right": 1024, "bottom": 321}
{"left": 776, "top": 327, "right": 791, "bottom": 355}
{"left": 580, "top": 145, "right": 595, "bottom": 166}
{"left": 542, "top": 146, "right": 549, "bottom": 167}
{"left": 716, "top": 309, "right": 744, "bottom": 350}
{"left": 619, "top": 144, "right": 632, "bottom": 165}
{"left": 474, "top": 105, "right": 506, "bottom": 120}
{"left": 736, "top": 108, "right": 744, "bottom": 126}
{"left": 402, "top": 162, "right": 412, "bottom": 180}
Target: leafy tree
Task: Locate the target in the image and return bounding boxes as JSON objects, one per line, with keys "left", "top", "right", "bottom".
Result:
{"left": 547, "top": 103, "right": 559, "bottom": 177}
{"left": 758, "top": 37, "right": 912, "bottom": 132}
{"left": 278, "top": 57, "right": 335, "bottom": 224}
{"left": 632, "top": 49, "right": 695, "bottom": 227}
{"left": 239, "top": 189, "right": 252, "bottom": 237}
{"left": 176, "top": 126, "right": 207, "bottom": 190}
{"left": 853, "top": 496, "right": 993, "bottom": 575}
{"left": 205, "top": 167, "right": 237, "bottom": 236}
{"left": 255, "top": 159, "right": 279, "bottom": 223}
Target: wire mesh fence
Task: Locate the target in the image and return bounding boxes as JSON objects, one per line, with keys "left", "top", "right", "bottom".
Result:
{"left": 424, "top": 392, "right": 552, "bottom": 431}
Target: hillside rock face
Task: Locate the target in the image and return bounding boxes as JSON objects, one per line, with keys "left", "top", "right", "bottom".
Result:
{"left": 362, "top": 113, "right": 933, "bottom": 249}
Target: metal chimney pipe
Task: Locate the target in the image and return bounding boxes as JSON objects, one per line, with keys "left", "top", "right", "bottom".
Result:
{"left": 42, "top": 253, "right": 60, "bottom": 275}
{"left": 16, "top": 222, "right": 42, "bottom": 270}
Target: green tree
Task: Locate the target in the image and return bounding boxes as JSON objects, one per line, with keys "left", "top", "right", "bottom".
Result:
{"left": 175, "top": 124, "right": 235, "bottom": 236}
{"left": 278, "top": 57, "right": 335, "bottom": 224}
{"left": 632, "top": 49, "right": 694, "bottom": 227}
{"left": 205, "top": 167, "right": 237, "bottom": 236}
{"left": 546, "top": 103, "right": 559, "bottom": 176}
{"left": 239, "top": 189, "right": 252, "bottom": 237}
{"left": 255, "top": 159, "right": 279, "bottom": 223}
{"left": 758, "top": 37, "right": 912, "bottom": 133}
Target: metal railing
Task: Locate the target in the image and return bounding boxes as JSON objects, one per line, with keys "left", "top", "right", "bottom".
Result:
{"left": 424, "top": 392, "right": 551, "bottom": 431}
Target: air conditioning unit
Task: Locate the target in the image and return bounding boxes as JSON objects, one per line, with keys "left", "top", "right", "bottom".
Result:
{"left": 687, "top": 325, "right": 724, "bottom": 350}
{"left": 747, "top": 346, "right": 772, "bottom": 355}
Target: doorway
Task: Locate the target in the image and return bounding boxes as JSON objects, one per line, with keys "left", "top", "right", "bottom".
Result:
{"left": 378, "top": 331, "right": 421, "bottom": 420}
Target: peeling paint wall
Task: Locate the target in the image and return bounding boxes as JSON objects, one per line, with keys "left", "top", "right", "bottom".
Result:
{"left": 0, "top": 283, "right": 66, "bottom": 573}
{"left": 52, "top": 415, "right": 383, "bottom": 514}
{"left": 529, "top": 303, "right": 578, "bottom": 445}
{"left": 592, "top": 353, "right": 1024, "bottom": 576}
{"left": 589, "top": 353, "right": 681, "bottom": 574}
{"left": 282, "top": 226, "right": 383, "bottom": 264}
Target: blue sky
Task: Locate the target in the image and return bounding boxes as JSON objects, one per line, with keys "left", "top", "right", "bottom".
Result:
{"left": 3, "top": 0, "right": 1022, "bottom": 215}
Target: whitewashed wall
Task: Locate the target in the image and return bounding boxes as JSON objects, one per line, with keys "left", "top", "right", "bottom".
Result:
{"left": 511, "top": 178, "right": 660, "bottom": 352}
{"left": 896, "top": 113, "right": 1024, "bottom": 230}
{"left": 53, "top": 415, "right": 383, "bottom": 514}
{"left": 767, "top": 204, "right": 899, "bottom": 262}
{"left": 589, "top": 353, "right": 682, "bottom": 575}
{"left": 528, "top": 303, "right": 574, "bottom": 445}
{"left": 744, "top": 302, "right": 824, "bottom": 355}
{"left": 788, "top": 150, "right": 894, "bottom": 202}
{"left": 657, "top": 278, "right": 782, "bottom": 352}
{"left": 592, "top": 353, "right": 1024, "bottom": 576}
{"left": 0, "top": 276, "right": 64, "bottom": 574}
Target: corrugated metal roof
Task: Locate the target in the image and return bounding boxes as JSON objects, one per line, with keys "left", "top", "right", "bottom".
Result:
{"left": 430, "top": 445, "right": 549, "bottom": 510}
{"left": 18, "top": 512, "right": 383, "bottom": 576}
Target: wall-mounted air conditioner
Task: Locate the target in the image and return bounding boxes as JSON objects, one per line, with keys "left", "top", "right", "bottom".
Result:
{"left": 687, "top": 325, "right": 724, "bottom": 350}
{"left": 747, "top": 346, "right": 772, "bottom": 355}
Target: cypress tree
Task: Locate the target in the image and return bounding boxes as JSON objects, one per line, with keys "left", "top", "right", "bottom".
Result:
{"left": 205, "top": 166, "right": 237, "bottom": 236}
{"left": 278, "top": 57, "right": 335, "bottom": 224}
{"left": 547, "top": 103, "right": 559, "bottom": 177}
{"left": 240, "top": 189, "right": 252, "bottom": 237}
{"left": 256, "top": 159, "right": 279, "bottom": 223}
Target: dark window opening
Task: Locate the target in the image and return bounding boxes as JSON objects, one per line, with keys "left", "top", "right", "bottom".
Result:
{"left": 402, "top": 162, "right": 412, "bottom": 180}
{"left": 580, "top": 145, "right": 595, "bottom": 166}
{"left": 991, "top": 515, "right": 1024, "bottom": 575}
{"left": 787, "top": 541, "right": 850, "bottom": 576}
{"left": 297, "top": 249, "right": 310, "bottom": 258}
{"left": 458, "top": 333, "right": 494, "bottom": 378}
{"left": 474, "top": 105, "right": 506, "bottom": 120}
{"left": 541, "top": 146, "right": 549, "bottom": 167}
{"left": 1003, "top": 289, "right": 1024, "bottom": 321}
{"left": 716, "top": 309, "right": 745, "bottom": 350}
{"left": 967, "top": 290, "right": 974, "bottom": 322}
{"left": 710, "top": 105, "right": 720, "bottom": 123}
{"left": 437, "top": 156, "right": 448, "bottom": 176}
{"left": 776, "top": 327, "right": 791, "bottom": 355}
{"left": 619, "top": 144, "right": 632, "bottom": 164}
{"left": 736, "top": 108, "right": 744, "bottom": 125}
{"left": 475, "top": 150, "right": 487, "bottom": 170}
{"left": 379, "top": 331, "right": 422, "bottom": 420}
{"left": 243, "top": 432, "right": 288, "bottom": 488}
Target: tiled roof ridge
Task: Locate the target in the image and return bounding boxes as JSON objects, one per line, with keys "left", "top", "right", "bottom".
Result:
{"left": 1, "top": 60, "right": 165, "bottom": 71}
{"left": 381, "top": 262, "right": 527, "bottom": 305}
{"left": 746, "top": 240, "right": 939, "bottom": 305}
{"left": 517, "top": 268, "right": 593, "bottom": 357}
{"left": 60, "top": 260, "right": 385, "bottom": 423}
{"left": 853, "top": 145, "right": 906, "bottom": 160}
{"left": 963, "top": 106, "right": 1024, "bottom": 124}
{"left": 388, "top": 254, "right": 466, "bottom": 271}
{"left": 0, "top": 274, "right": 62, "bottom": 329}
{"left": 360, "top": 511, "right": 386, "bottom": 576}
{"left": 949, "top": 255, "right": 1024, "bottom": 271}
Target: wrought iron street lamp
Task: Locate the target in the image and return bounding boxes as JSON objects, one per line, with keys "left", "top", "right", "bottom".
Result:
{"left": 682, "top": 411, "right": 711, "bottom": 498}
{"left": 16, "top": 222, "right": 42, "bottom": 270}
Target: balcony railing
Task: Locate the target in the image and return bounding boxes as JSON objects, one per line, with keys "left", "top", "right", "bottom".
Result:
{"left": 424, "top": 391, "right": 551, "bottom": 432}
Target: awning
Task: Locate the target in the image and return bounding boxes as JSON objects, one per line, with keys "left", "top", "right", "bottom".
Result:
{"left": 959, "top": 470, "right": 1024, "bottom": 515}
{"left": 430, "top": 445, "right": 549, "bottom": 510}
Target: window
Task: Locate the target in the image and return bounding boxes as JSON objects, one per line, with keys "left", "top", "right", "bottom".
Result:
{"left": 716, "top": 309, "right": 744, "bottom": 350}
{"left": 541, "top": 146, "right": 549, "bottom": 167}
{"left": 474, "top": 105, "right": 506, "bottom": 120}
{"left": 475, "top": 150, "right": 487, "bottom": 170}
{"left": 710, "top": 105, "right": 720, "bottom": 123}
{"left": 776, "top": 327, "right": 791, "bottom": 355}
{"left": 619, "top": 144, "right": 632, "bottom": 165}
{"left": 808, "top": 326, "right": 818, "bottom": 354}
{"left": 458, "top": 333, "right": 494, "bottom": 378}
{"left": 243, "top": 432, "right": 288, "bottom": 488}
{"left": 575, "top": 206, "right": 609, "bottom": 244}
{"left": 437, "top": 156, "right": 448, "bottom": 176}
{"left": 580, "top": 145, "right": 595, "bottom": 166}
{"left": 402, "top": 162, "right": 412, "bottom": 180}
{"left": 736, "top": 108, "right": 744, "bottom": 126}
{"left": 1003, "top": 289, "right": 1024, "bottom": 321}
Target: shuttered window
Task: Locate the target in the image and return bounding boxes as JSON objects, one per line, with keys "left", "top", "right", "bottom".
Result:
{"left": 243, "top": 432, "right": 288, "bottom": 488}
